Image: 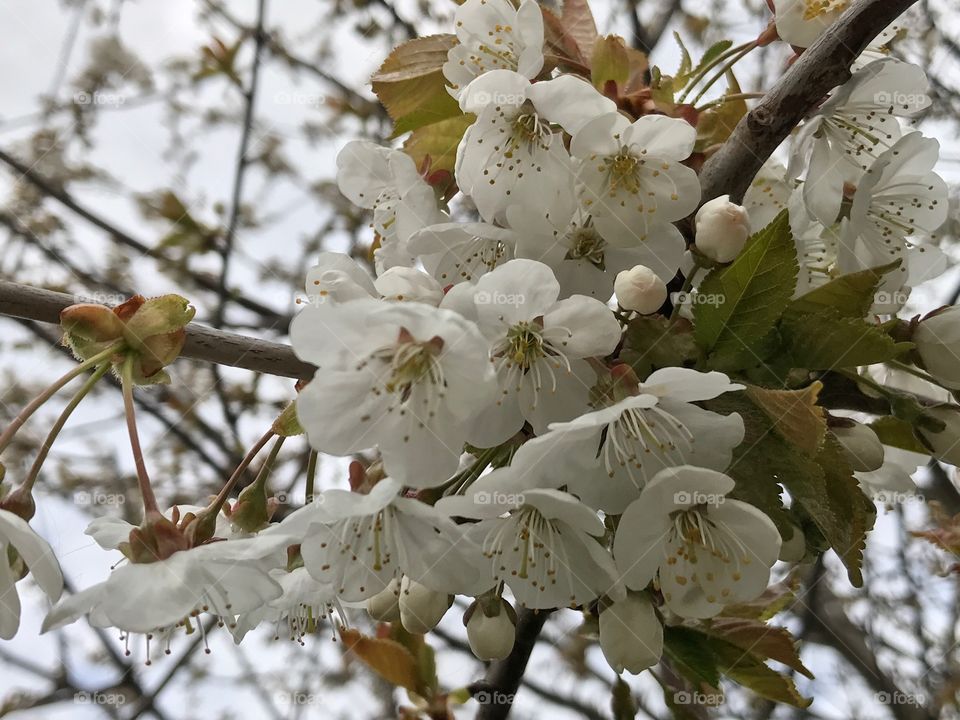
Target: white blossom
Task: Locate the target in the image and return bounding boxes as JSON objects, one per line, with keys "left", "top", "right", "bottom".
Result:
{"left": 0, "top": 510, "right": 63, "bottom": 639}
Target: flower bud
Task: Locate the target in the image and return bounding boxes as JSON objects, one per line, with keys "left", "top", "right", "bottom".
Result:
{"left": 832, "top": 421, "right": 884, "bottom": 472}
{"left": 398, "top": 576, "right": 450, "bottom": 634}
{"left": 778, "top": 523, "right": 806, "bottom": 562}
{"left": 918, "top": 405, "right": 960, "bottom": 466}
{"left": 375, "top": 267, "right": 443, "bottom": 306}
{"left": 914, "top": 306, "right": 960, "bottom": 390}
{"left": 614, "top": 265, "right": 667, "bottom": 314}
{"left": 599, "top": 593, "right": 663, "bottom": 674}
{"left": 694, "top": 194, "right": 751, "bottom": 263}
{"left": 465, "top": 598, "right": 516, "bottom": 660}
{"left": 367, "top": 578, "right": 401, "bottom": 622}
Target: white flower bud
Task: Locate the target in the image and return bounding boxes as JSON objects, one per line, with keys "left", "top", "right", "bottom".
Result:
{"left": 465, "top": 598, "right": 516, "bottom": 660}
{"left": 366, "top": 577, "right": 401, "bottom": 622}
{"left": 914, "top": 307, "right": 960, "bottom": 390}
{"left": 375, "top": 267, "right": 444, "bottom": 306}
{"left": 398, "top": 576, "right": 450, "bottom": 634}
{"left": 694, "top": 194, "right": 751, "bottom": 263}
{"left": 832, "top": 421, "right": 884, "bottom": 472}
{"left": 778, "top": 523, "right": 806, "bottom": 562}
{"left": 599, "top": 593, "right": 663, "bottom": 674}
{"left": 614, "top": 265, "right": 667, "bottom": 314}
{"left": 919, "top": 406, "right": 960, "bottom": 466}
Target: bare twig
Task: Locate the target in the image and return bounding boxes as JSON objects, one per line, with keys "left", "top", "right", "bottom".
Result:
{"left": 0, "top": 280, "right": 314, "bottom": 379}
{"left": 697, "top": 0, "right": 921, "bottom": 205}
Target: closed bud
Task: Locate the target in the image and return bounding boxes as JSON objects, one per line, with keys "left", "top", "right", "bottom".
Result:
{"left": 614, "top": 265, "right": 667, "bottom": 314}
{"left": 918, "top": 405, "right": 960, "bottom": 466}
{"left": 398, "top": 576, "right": 450, "bottom": 634}
{"left": 599, "top": 593, "right": 663, "bottom": 674}
{"left": 465, "top": 597, "right": 516, "bottom": 660}
{"left": 914, "top": 306, "right": 960, "bottom": 390}
{"left": 832, "top": 421, "right": 884, "bottom": 472}
{"left": 778, "top": 523, "right": 806, "bottom": 562}
{"left": 367, "top": 578, "right": 401, "bottom": 622}
{"left": 694, "top": 194, "right": 751, "bottom": 263}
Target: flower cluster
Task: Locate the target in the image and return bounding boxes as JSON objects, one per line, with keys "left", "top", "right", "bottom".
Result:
{"left": 5, "top": 0, "right": 960, "bottom": 714}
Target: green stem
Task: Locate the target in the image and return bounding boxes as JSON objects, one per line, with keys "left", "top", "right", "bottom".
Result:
{"left": 121, "top": 354, "right": 158, "bottom": 514}
{"left": 676, "top": 41, "right": 754, "bottom": 102}
{"left": 305, "top": 449, "right": 318, "bottom": 504}
{"left": 836, "top": 368, "right": 892, "bottom": 398}
{"left": 669, "top": 266, "right": 700, "bottom": 322}
{"left": 695, "top": 92, "right": 764, "bottom": 112}
{"left": 21, "top": 361, "right": 111, "bottom": 494}
{"left": 251, "top": 435, "right": 285, "bottom": 492}
{"left": 0, "top": 343, "right": 122, "bottom": 454}
{"left": 689, "top": 43, "right": 757, "bottom": 105}
{"left": 209, "top": 429, "right": 275, "bottom": 513}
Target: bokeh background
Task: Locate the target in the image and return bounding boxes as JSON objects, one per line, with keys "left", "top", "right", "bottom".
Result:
{"left": 2, "top": 0, "right": 960, "bottom": 718}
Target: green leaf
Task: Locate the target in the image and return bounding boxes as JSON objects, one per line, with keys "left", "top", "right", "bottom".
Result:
{"left": 743, "top": 382, "right": 826, "bottom": 456}
{"left": 780, "top": 310, "right": 913, "bottom": 369}
{"left": 709, "top": 636, "right": 811, "bottom": 708}
{"left": 787, "top": 260, "right": 901, "bottom": 319}
{"left": 591, "top": 35, "right": 630, "bottom": 91}
{"left": 702, "top": 618, "right": 814, "bottom": 679}
{"left": 371, "top": 35, "right": 461, "bottom": 134}
{"left": 870, "top": 416, "right": 928, "bottom": 454}
{"left": 673, "top": 32, "right": 693, "bottom": 81}
{"left": 694, "top": 211, "right": 798, "bottom": 370}
{"left": 403, "top": 113, "right": 475, "bottom": 174}
{"left": 663, "top": 626, "right": 721, "bottom": 688}
{"left": 722, "top": 576, "right": 799, "bottom": 621}
{"left": 560, "top": 0, "right": 599, "bottom": 59}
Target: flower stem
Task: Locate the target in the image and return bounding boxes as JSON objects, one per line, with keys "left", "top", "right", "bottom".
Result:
{"left": 252, "top": 435, "right": 285, "bottom": 491}
{"left": 695, "top": 92, "right": 765, "bottom": 112}
{"left": 689, "top": 43, "right": 758, "bottom": 105}
{"left": 21, "top": 361, "right": 111, "bottom": 494}
{"left": 676, "top": 41, "right": 755, "bottom": 103}
{"left": 120, "top": 354, "right": 158, "bottom": 514}
{"left": 0, "top": 343, "right": 122, "bottom": 454}
{"left": 669, "top": 266, "right": 700, "bottom": 322}
{"left": 209, "top": 429, "right": 275, "bottom": 513}
{"left": 305, "top": 449, "right": 319, "bottom": 504}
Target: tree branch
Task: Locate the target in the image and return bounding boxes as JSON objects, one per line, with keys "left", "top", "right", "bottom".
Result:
{"left": 697, "top": 0, "right": 921, "bottom": 205}
{"left": 474, "top": 609, "right": 552, "bottom": 720}
{"left": 0, "top": 280, "right": 314, "bottom": 379}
